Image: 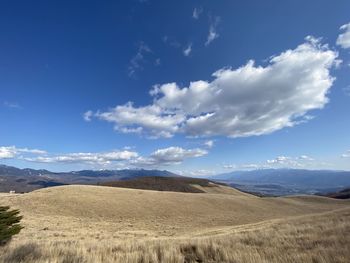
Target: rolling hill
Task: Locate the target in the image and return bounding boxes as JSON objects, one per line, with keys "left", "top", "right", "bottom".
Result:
{"left": 0, "top": 184, "right": 349, "bottom": 262}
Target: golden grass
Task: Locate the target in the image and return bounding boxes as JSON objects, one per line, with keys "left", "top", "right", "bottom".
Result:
{"left": 1, "top": 208, "right": 349, "bottom": 263}
{"left": 0, "top": 185, "right": 349, "bottom": 262}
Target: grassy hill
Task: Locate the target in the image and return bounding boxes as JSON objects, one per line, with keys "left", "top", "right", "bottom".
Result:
{"left": 0, "top": 185, "right": 349, "bottom": 262}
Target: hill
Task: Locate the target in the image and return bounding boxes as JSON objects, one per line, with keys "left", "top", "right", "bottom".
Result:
{"left": 211, "top": 168, "right": 350, "bottom": 196}
{"left": 100, "top": 176, "right": 234, "bottom": 193}
{"left": 0, "top": 185, "right": 349, "bottom": 262}
{"left": 0, "top": 185, "right": 348, "bottom": 238}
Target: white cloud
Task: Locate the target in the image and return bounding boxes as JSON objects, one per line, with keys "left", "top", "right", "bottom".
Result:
{"left": 132, "top": 146, "right": 207, "bottom": 166}
{"left": 204, "top": 140, "right": 214, "bottom": 148}
{"left": 128, "top": 42, "right": 152, "bottom": 77}
{"left": 24, "top": 150, "right": 139, "bottom": 165}
{"left": 241, "top": 164, "right": 261, "bottom": 169}
{"left": 92, "top": 102, "right": 184, "bottom": 138}
{"left": 90, "top": 37, "right": 339, "bottom": 139}
{"left": 266, "top": 155, "right": 315, "bottom": 167}
{"left": 223, "top": 164, "right": 236, "bottom": 169}
{"left": 266, "top": 156, "right": 290, "bottom": 164}
{"left": 83, "top": 110, "right": 93, "bottom": 121}
{"left": 205, "top": 17, "right": 220, "bottom": 46}
{"left": 297, "top": 155, "right": 314, "bottom": 161}
{"left": 341, "top": 150, "right": 350, "bottom": 158}
{"left": 0, "top": 146, "right": 17, "bottom": 159}
{"left": 0, "top": 146, "right": 46, "bottom": 159}
{"left": 336, "top": 22, "right": 350, "bottom": 49}
{"left": 183, "top": 43, "right": 192, "bottom": 56}
{"left": 11, "top": 145, "right": 207, "bottom": 168}
{"left": 192, "top": 7, "right": 203, "bottom": 20}
{"left": 223, "top": 155, "right": 316, "bottom": 171}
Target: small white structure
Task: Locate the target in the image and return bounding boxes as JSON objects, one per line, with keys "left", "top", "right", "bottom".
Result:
{"left": 9, "top": 190, "right": 16, "bottom": 194}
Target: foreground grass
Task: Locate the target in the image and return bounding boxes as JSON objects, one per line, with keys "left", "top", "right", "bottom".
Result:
{"left": 0, "top": 208, "right": 349, "bottom": 263}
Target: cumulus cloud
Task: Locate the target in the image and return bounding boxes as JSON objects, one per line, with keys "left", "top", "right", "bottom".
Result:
{"left": 0, "top": 146, "right": 46, "bottom": 159}
{"left": 336, "top": 22, "right": 350, "bottom": 49}
{"left": 205, "top": 16, "right": 220, "bottom": 46}
{"left": 88, "top": 37, "right": 339, "bottom": 139}
{"left": 183, "top": 43, "right": 192, "bottom": 56}
{"left": 132, "top": 146, "right": 207, "bottom": 166}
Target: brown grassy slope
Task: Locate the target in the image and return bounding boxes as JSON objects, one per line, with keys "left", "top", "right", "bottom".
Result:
{"left": 99, "top": 176, "right": 222, "bottom": 193}
{"left": 0, "top": 207, "right": 349, "bottom": 263}
{"left": 0, "top": 185, "right": 348, "bottom": 242}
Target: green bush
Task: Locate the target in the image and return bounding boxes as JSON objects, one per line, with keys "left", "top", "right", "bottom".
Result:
{"left": 0, "top": 206, "right": 23, "bottom": 246}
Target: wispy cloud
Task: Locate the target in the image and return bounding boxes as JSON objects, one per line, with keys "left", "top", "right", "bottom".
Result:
{"left": 155, "top": 58, "right": 161, "bottom": 66}
{"left": 192, "top": 7, "right": 203, "bottom": 20}
{"left": 204, "top": 140, "right": 214, "bottom": 148}
{"left": 266, "top": 155, "right": 314, "bottom": 167}
{"left": 83, "top": 110, "right": 93, "bottom": 121}
{"left": 183, "top": 43, "right": 192, "bottom": 56}
{"left": 341, "top": 150, "right": 350, "bottom": 158}
{"left": 3, "top": 101, "right": 21, "bottom": 109}
{"left": 128, "top": 42, "right": 152, "bottom": 77}
{"left": 205, "top": 16, "right": 220, "bottom": 46}
{"left": 343, "top": 86, "right": 350, "bottom": 96}
{"left": 223, "top": 155, "right": 316, "bottom": 171}
{"left": 162, "top": 35, "right": 181, "bottom": 48}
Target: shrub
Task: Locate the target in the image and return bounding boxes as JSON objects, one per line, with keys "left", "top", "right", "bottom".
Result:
{"left": 0, "top": 206, "right": 23, "bottom": 246}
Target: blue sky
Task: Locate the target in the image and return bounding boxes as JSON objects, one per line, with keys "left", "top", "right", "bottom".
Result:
{"left": 1, "top": 0, "right": 350, "bottom": 175}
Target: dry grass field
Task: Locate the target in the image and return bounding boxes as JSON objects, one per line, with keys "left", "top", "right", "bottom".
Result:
{"left": 0, "top": 184, "right": 349, "bottom": 262}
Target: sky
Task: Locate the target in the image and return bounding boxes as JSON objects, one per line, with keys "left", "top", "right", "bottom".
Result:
{"left": 1, "top": 0, "right": 350, "bottom": 175}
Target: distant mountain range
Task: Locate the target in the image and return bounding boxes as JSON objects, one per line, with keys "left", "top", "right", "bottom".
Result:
{"left": 0, "top": 164, "right": 179, "bottom": 192}
{"left": 210, "top": 169, "right": 350, "bottom": 196}
{"left": 2, "top": 165, "right": 350, "bottom": 196}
